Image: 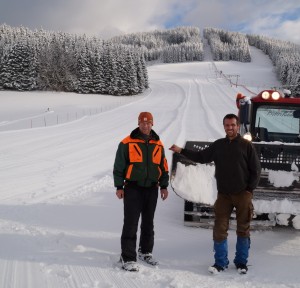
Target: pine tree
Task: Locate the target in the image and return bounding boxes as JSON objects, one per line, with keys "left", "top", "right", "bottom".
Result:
{"left": 124, "top": 49, "right": 139, "bottom": 95}
{"left": 136, "top": 53, "right": 148, "bottom": 92}
{"left": 0, "top": 38, "right": 37, "bottom": 90}
{"left": 91, "top": 45, "right": 106, "bottom": 94}
{"left": 76, "top": 44, "right": 94, "bottom": 93}
{"left": 103, "top": 42, "right": 118, "bottom": 95}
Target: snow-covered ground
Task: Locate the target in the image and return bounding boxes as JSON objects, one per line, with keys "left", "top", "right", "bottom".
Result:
{"left": 0, "top": 46, "right": 300, "bottom": 288}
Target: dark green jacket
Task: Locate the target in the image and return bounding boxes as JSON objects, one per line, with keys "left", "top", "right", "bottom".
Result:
{"left": 113, "top": 128, "right": 169, "bottom": 189}
{"left": 181, "top": 134, "right": 261, "bottom": 194}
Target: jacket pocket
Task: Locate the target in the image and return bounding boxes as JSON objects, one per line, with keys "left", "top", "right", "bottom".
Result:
{"left": 152, "top": 145, "right": 162, "bottom": 164}
{"left": 129, "top": 143, "right": 143, "bottom": 162}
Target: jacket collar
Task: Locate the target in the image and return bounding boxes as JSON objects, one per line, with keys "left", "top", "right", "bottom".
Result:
{"left": 130, "top": 127, "right": 160, "bottom": 141}
{"left": 225, "top": 133, "right": 241, "bottom": 142}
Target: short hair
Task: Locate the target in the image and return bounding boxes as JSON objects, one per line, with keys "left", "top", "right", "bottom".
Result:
{"left": 223, "top": 114, "right": 240, "bottom": 125}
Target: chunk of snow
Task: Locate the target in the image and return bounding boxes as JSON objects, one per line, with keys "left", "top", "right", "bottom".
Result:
{"left": 268, "top": 169, "right": 299, "bottom": 187}
{"left": 171, "top": 162, "right": 217, "bottom": 205}
{"left": 276, "top": 214, "right": 290, "bottom": 226}
{"left": 253, "top": 199, "right": 300, "bottom": 214}
{"left": 291, "top": 161, "right": 299, "bottom": 172}
{"left": 292, "top": 215, "right": 300, "bottom": 229}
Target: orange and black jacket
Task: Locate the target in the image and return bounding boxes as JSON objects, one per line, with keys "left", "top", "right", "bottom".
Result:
{"left": 113, "top": 128, "right": 169, "bottom": 189}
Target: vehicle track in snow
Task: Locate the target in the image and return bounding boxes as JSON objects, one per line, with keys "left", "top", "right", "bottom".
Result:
{"left": 147, "top": 62, "right": 231, "bottom": 146}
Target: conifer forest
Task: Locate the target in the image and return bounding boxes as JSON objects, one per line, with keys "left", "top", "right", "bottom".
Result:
{"left": 0, "top": 25, "right": 299, "bottom": 95}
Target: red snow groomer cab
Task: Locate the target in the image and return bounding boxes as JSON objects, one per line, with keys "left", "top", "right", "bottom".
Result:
{"left": 171, "top": 89, "right": 300, "bottom": 229}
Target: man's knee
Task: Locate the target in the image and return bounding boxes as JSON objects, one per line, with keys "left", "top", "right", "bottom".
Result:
{"left": 213, "top": 218, "right": 229, "bottom": 241}
{"left": 213, "top": 195, "right": 232, "bottom": 241}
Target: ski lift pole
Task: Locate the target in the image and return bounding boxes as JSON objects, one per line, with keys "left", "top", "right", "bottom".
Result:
{"left": 235, "top": 75, "right": 240, "bottom": 87}
{"left": 227, "top": 74, "right": 240, "bottom": 87}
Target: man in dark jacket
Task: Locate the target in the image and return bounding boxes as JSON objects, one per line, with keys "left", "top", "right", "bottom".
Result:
{"left": 169, "top": 114, "right": 261, "bottom": 275}
{"left": 113, "top": 112, "right": 169, "bottom": 272}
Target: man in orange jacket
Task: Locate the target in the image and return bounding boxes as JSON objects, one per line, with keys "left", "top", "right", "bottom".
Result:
{"left": 113, "top": 112, "right": 169, "bottom": 272}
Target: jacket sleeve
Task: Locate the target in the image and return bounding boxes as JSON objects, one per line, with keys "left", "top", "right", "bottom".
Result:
{"left": 158, "top": 146, "right": 169, "bottom": 189}
{"left": 246, "top": 143, "right": 261, "bottom": 192}
{"left": 113, "top": 142, "right": 128, "bottom": 188}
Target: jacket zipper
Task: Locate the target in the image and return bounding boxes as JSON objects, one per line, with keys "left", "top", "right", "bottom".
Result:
{"left": 144, "top": 139, "right": 149, "bottom": 186}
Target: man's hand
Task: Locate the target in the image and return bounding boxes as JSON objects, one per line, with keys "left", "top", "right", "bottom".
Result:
{"left": 169, "top": 144, "right": 182, "bottom": 153}
{"left": 160, "top": 188, "right": 168, "bottom": 200}
{"left": 116, "top": 189, "right": 124, "bottom": 199}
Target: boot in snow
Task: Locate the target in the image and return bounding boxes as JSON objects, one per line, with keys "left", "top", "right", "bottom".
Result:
{"left": 208, "top": 264, "right": 228, "bottom": 274}
{"left": 234, "top": 236, "right": 250, "bottom": 274}
{"left": 138, "top": 249, "right": 159, "bottom": 266}
{"left": 209, "top": 239, "right": 229, "bottom": 274}
{"left": 235, "top": 263, "right": 248, "bottom": 274}
{"left": 120, "top": 256, "right": 139, "bottom": 272}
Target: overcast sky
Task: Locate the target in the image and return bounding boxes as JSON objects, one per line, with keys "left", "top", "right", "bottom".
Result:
{"left": 1, "top": 0, "right": 300, "bottom": 44}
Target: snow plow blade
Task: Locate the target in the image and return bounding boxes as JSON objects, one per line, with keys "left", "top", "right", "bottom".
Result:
{"left": 171, "top": 141, "right": 300, "bottom": 229}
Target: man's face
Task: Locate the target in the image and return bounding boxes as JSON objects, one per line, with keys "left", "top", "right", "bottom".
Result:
{"left": 139, "top": 121, "right": 153, "bottom": 135}
{"left": 223, "top": 118, "right": 239, "bottom": 139}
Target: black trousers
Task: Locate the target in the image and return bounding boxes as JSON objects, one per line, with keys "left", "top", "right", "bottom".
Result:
{"left": 121, "top": 183, "right": 158, "bottom": 262}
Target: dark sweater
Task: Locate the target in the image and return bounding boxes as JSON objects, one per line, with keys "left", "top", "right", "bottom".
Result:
{"left": 181, "top": 135, "right": 261, "bottom": 194}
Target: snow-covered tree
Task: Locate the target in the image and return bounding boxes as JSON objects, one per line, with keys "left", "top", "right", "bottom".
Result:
{"left": 204, "top": 28, "right": 251, "bottom": 62}
{"left": 111, "top": 26, "right": 203, "bottom": 64}
{"left": 247, "top": 34, "right": 300, "bottom": 94}
{"left": 0, "top": 37, "right": 37, "bottom": 90}
{"left": 76, "top": 45, "right": 94, "bottom": 93}
{"left": 135, "top": 53, "right": 148, "bottom": 93}
{"left": 121, "top": 49, "right": 139, "bottom": 95}
{"left": 91, "top": 45, "right": 106, "bottom": 94}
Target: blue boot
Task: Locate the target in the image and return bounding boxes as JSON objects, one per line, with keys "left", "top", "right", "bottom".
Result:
{"left": 213, "top": 239, "right": 229, "bottom": 268}
{"left": 234, "top": 236, "right": 250, "bottom": 266}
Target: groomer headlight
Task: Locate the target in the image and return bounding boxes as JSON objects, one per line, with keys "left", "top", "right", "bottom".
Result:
{"left": 271, "top": 91, "right": 280, "bottom": 100}
{"left": 243, "top": 132, "right": 252, "bottom": 142}
{"left": 262, "top": 91, "right": 270, "bottom": 99}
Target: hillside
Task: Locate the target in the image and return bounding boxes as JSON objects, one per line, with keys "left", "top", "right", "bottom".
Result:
{"left": 0, "top": 46, "right": 299, "bottom": 288}
{"left": 1, "top": 24, "right": 299, "bottom": 95}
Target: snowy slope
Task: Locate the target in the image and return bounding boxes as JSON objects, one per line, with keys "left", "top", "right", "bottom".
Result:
{"left": 0, "top": 46, "right": 300, "bottom": 288}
